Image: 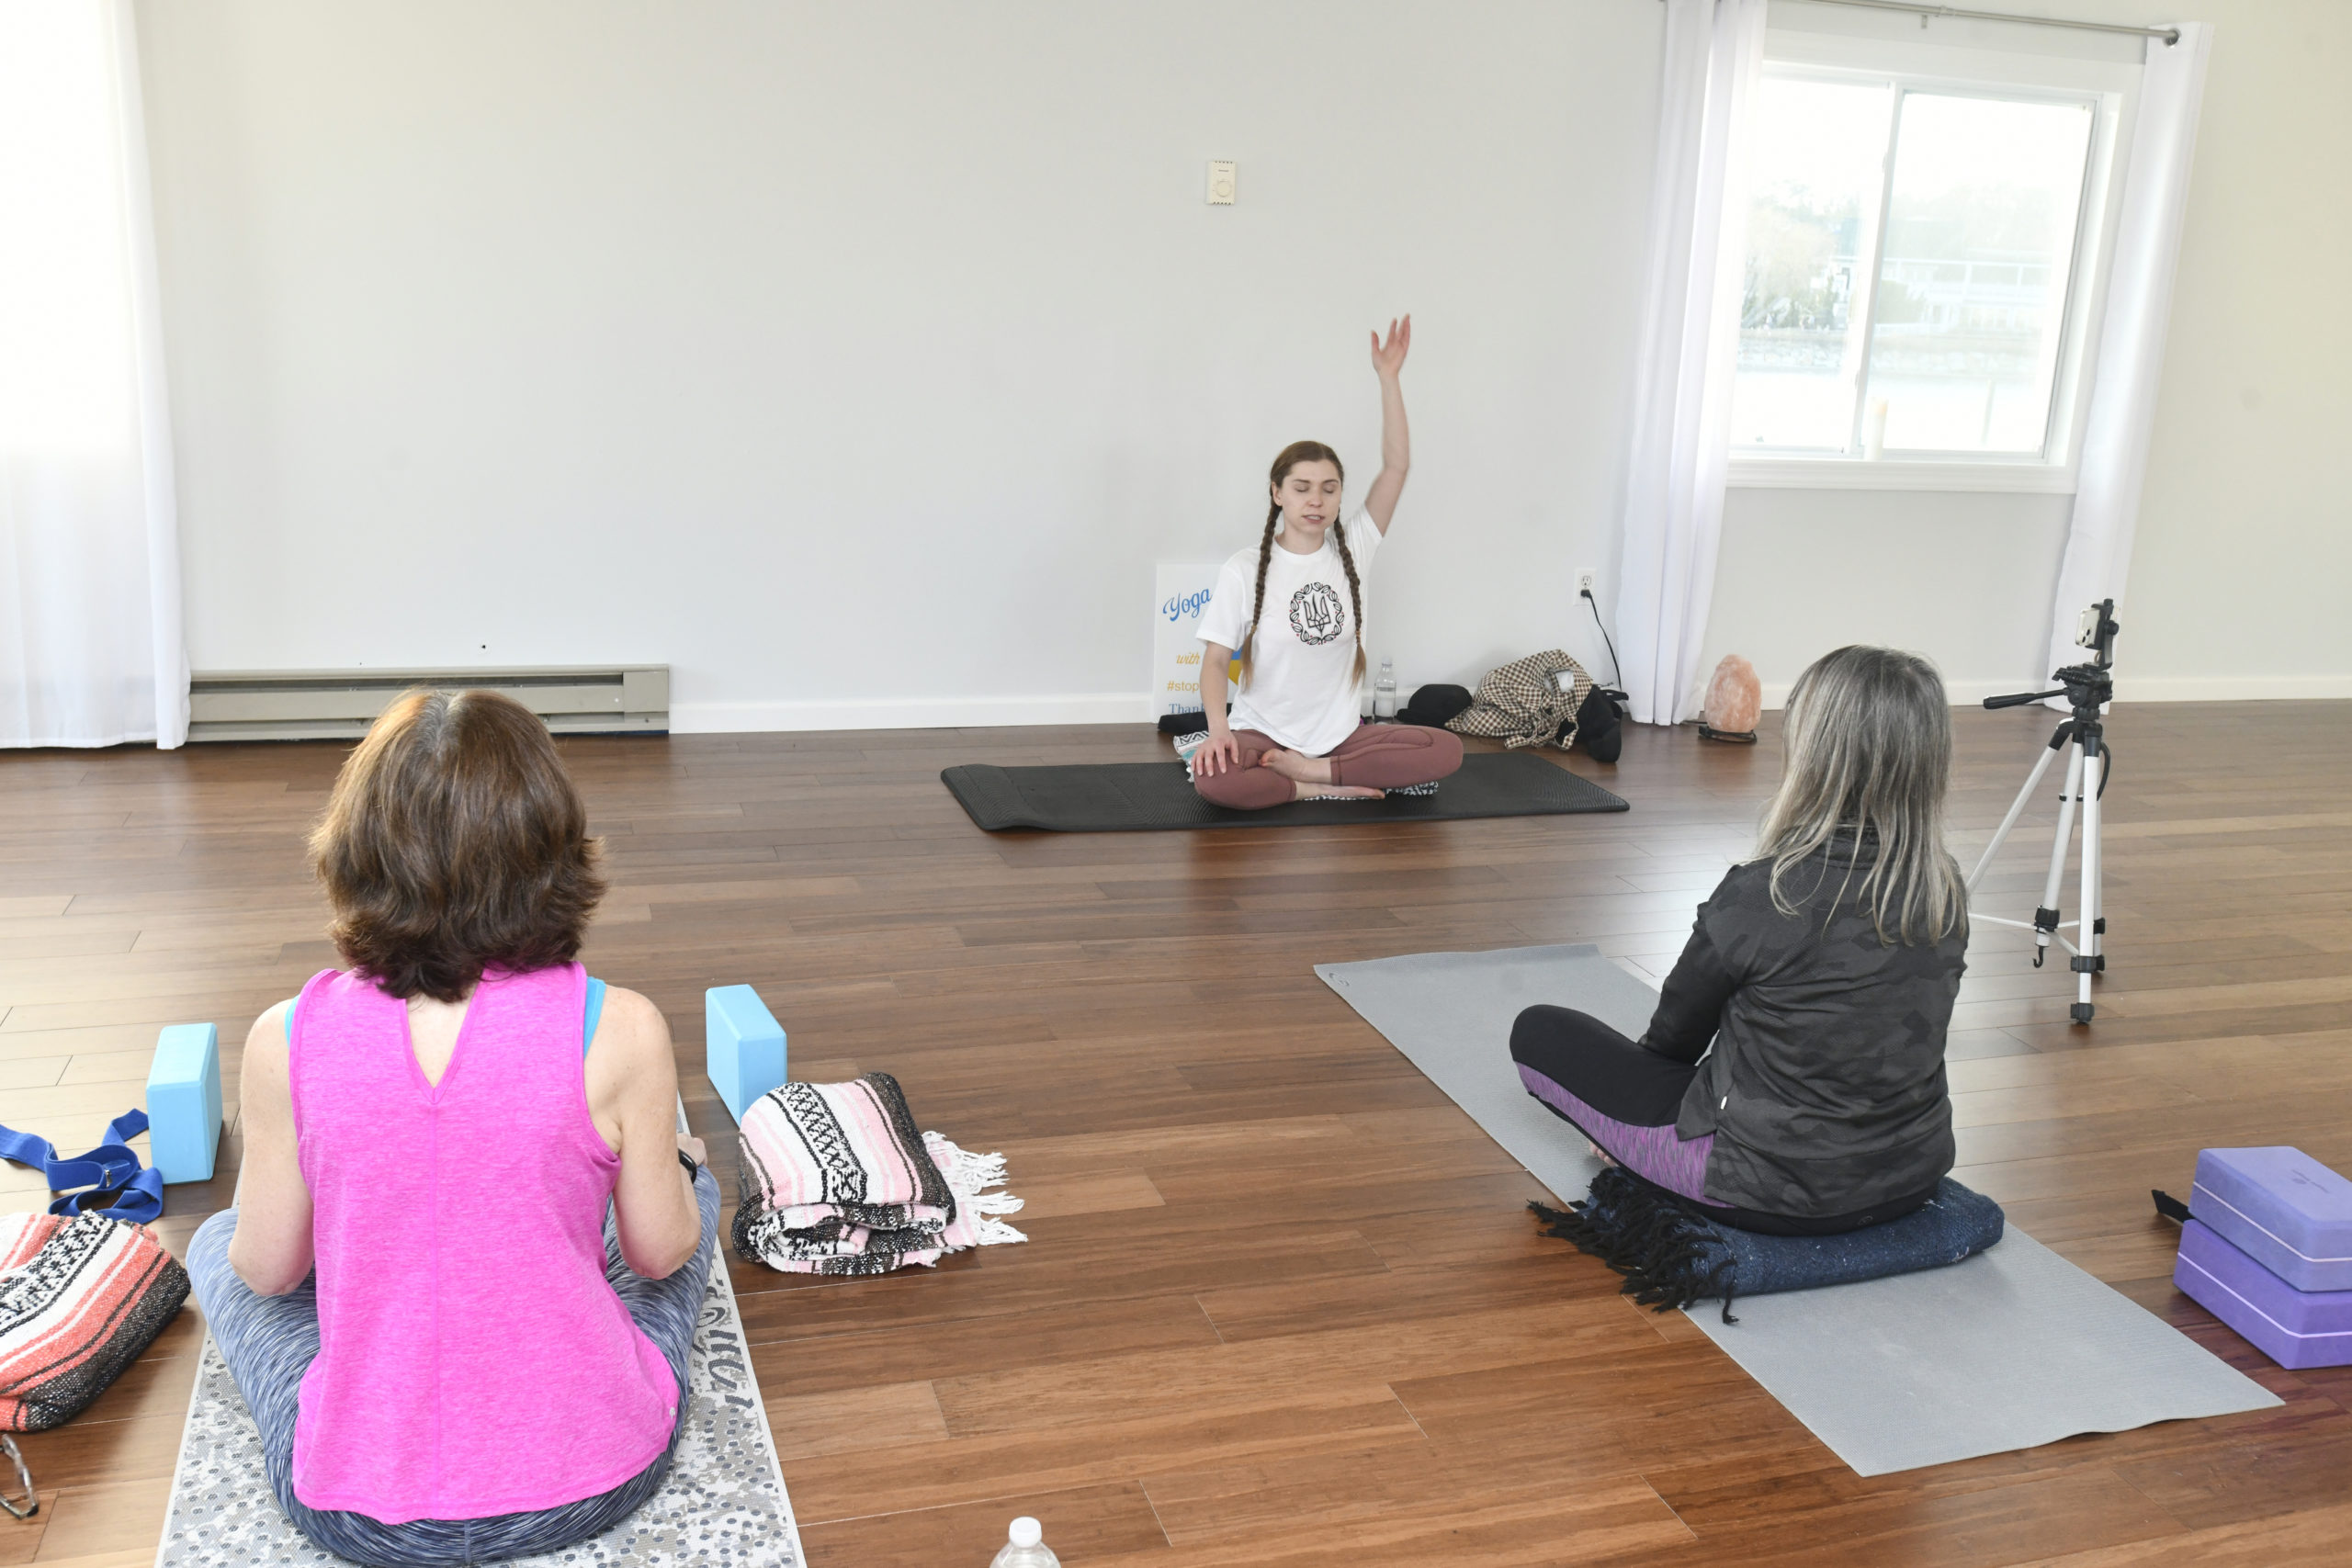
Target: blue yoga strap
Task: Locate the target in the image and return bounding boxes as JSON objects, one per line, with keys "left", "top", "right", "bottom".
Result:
{"left": 0, "top": 1110, "right": 166, "bottom": 1225}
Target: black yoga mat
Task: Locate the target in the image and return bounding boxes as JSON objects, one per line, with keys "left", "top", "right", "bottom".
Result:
{"left": 941, "top": 750, "right": 1628, "bottom": 832}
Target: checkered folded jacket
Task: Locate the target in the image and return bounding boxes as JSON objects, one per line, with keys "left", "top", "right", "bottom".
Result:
{"left": 1446, "top": 649, "right": 1596, "bottom": 750}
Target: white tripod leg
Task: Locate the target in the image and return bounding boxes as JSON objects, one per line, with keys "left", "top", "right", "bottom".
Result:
{"left": 2034, "top": 743, "right": 2086, "bottom": 967}
{"left": 1968, "top": 738, "right": 2066, "bottom": 892}
{"left": 2074, "top": 742, "right": 2103, "bottom": 1022}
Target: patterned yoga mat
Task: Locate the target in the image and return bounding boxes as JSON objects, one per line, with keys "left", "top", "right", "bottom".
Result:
{"left": 157, "top": 1109, "right": 805, "bottom": 1567}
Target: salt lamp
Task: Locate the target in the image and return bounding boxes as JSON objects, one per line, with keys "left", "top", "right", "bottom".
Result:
{"left": 1700, "top": 655, "right": 1760, "bottom": 743}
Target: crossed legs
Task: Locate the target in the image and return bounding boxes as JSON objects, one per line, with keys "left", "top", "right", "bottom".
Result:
{"left": 1193, "top": 723, "right": 1465, "bottom": 811}
{"left": 187, "top": 1168, "right": 721, "bottom": 1566}
{"left": 1508, "top": 1006, "right": 1938, "bottom": 1236}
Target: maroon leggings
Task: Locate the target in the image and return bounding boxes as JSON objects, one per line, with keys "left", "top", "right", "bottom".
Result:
{"left": 1193, "top": 723, "right": 1465, "bottom": 811}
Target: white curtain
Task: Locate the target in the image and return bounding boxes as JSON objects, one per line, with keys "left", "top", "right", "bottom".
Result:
{"left": 2043, "top": 23, "right": 2213, "bottom": 684}
{"left": 0, "top": 0, "right": 187, "bottom": 749}
{"left": 1611, "top": 0, "right": 1767, "bottom": 726}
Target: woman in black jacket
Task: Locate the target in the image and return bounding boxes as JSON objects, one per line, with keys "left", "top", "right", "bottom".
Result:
{"left": 1510, "top": 645, "right": 1968, "bottom": 1235}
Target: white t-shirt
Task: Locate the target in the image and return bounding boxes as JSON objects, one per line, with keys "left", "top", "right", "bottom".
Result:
{"left": 1196, "top": 510, "right": 1382, "bottom": 755}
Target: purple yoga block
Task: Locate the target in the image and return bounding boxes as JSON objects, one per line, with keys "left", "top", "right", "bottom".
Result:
{"left": 2175, "top": 1219, "right": 2352, "bottom": 1371}
{"left": 2188, "top": 1145, "right": 2352, "bottom": 1293}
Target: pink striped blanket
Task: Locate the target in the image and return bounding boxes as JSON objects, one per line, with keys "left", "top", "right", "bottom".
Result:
{"left": 731, "top": 1073, "right": 1024, "bottom": 1276}
{"left": 3, "top": 1213, "right": 187, "bottom": 1431}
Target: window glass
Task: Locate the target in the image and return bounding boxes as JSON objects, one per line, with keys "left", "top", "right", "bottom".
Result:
{"left": 1731, "top": 71, "right": 2098, "bottom": 461}
{"left": 1732, "top": 75, "right": 1894, "bottom": 452}
{"left": 1866, "top": 93, "right": 2095, "bottom": 454}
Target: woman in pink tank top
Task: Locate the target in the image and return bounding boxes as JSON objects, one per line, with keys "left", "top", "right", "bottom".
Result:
{"left": 187, "top": 690, "right": 719, "bottom": 1565}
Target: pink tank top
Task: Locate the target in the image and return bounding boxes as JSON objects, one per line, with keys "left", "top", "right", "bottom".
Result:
{"left": 287, "top": 964, "right": 678, "bottom": 1523}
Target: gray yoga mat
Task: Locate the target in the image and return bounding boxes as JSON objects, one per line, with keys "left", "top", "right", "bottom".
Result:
{"left": 1315, "top": 942, "right": 2281, "bottom": 1476}
{"left": 162, "top": 1104, "right": 805, "bottom": 1566}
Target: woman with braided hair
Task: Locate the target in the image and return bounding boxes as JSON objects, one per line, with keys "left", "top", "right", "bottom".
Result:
{"left": 1192, "top": 317, "right": 1462, "bottom": 809}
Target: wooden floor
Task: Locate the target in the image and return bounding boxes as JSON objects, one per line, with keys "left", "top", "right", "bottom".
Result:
{"left": 6, "top": 703, "right": 2352, "bottom": 1566}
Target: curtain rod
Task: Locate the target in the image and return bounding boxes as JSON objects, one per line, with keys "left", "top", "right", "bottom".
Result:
{"left": 1776, "top": 0, "right": 2180, "bottom": 45}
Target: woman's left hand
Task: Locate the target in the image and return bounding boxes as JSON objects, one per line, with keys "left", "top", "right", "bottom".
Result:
{"left": 1370, "top": 314, "right": 1411, "bottom": 378}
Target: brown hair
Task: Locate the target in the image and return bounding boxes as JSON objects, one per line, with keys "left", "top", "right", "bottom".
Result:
{"left": 1236, "top": 439, "right": 1365, "bottom": 690}
{"left": 311, "top": 689, "right": 605, "bottom": 1002}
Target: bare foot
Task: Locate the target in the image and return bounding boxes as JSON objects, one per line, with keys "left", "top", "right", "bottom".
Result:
{"left": 1587, "top": 1140, "right": 1619, "bottom": 1168}
{"left": 1293, "top": 780, "right": 1385, "bottom": 801}
{"left": 1259, "top": 747, "right": 1332, "bottom": 784}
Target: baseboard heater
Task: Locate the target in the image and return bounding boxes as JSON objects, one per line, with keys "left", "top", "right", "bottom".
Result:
{"left": 187, "top": 665, "right": 670, "bottom": 742}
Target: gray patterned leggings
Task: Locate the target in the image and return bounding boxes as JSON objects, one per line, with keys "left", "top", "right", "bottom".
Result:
{"left": 187, "top": 1168, "right": 719, "bottom": 1568}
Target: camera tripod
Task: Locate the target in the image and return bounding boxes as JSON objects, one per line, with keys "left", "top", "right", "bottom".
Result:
{"left": 1965, "top": 601, "right": 2120, "bottom": 1024}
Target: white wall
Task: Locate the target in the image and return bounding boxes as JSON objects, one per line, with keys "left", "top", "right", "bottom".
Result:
{"left": 1701, "top": 489, "right": 2075, "bottom": 705}
{"left": 134, "top": 0, "right": 2352, "bottom": 728}
{"left": 2107, "top": 0, "right": 2352, "bottom": 701}
{"left": 135, "top": 0, "right": 1661, "bottom": 729}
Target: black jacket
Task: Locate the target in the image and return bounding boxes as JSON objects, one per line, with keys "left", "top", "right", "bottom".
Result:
{"left": 1646, "top": 835, "right": 1965, "bottom": 1216}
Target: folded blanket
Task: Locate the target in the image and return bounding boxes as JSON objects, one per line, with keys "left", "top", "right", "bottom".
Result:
{"left": 1531, "top": 1166, "right": 2005, "bottom": 1323}
{"left": 732, "top": 1073, "right": 1024, "bottom": 1276}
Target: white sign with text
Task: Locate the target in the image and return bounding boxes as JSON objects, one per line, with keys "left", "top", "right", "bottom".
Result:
{"left": 1153, "top": 562, "right": 1237, "bottom": 720}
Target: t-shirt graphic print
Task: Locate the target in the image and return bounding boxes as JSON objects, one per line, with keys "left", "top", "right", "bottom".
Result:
{"left": 1195, "top": 509, "right": 1383, "bottom": 756}
{"left": 1289, "top": 581, "right": 1348, "bottom": 646}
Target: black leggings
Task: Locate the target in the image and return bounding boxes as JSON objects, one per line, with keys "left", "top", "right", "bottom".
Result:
{"left": 1510, "top": 1005, "right": 1938, "bottom": 1237}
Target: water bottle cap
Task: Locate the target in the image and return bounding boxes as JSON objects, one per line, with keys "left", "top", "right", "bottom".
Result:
{"left": 1009, "top": 1517, "right": 1043, "bottom": 1548}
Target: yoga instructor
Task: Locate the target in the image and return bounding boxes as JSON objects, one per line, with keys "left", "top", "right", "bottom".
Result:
{"left": 1510, "top": 646, "right": 1968, "bottom": 1235}
{"left": 1191, "top": 316, "right": 1464, "bottom": 807}
{"left": 187, "top": 689, "right": 718, "bottom": 1565}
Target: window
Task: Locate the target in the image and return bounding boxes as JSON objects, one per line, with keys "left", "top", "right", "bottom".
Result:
{"left": 1730, "top": 62, "right": 2109, "bottom": 472}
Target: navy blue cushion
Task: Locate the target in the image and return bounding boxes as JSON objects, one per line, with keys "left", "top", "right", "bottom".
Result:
{"left": 1532, "top": 1168, "right": 2005, "bottom": 1322}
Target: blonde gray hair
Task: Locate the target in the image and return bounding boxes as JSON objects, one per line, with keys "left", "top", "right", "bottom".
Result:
{"left": 1755, "top": 646, "right": 1966, "bottom": 944}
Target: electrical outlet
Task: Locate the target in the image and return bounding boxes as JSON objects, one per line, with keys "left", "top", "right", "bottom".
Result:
{"left": 1206, "top": 161, "right": 1237, "bottom": 205}
{"left": 1577, "top": 568, "right": 1598, "bottom": 596}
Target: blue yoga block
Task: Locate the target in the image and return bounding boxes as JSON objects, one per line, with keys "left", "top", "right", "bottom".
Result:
{"left": 146, "top": 1022, "right": 221, "bottom": 1184}
{"left": 706, "top": 986, "right": 786, "bottom": 1124}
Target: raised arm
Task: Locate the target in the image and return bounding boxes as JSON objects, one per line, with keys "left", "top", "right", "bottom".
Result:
{"left": 1362, "top": 315, "right": 1412, "bottom": 534}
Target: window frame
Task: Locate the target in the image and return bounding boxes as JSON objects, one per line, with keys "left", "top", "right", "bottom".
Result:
{"left": 1727, "top": 28, "right": 2143, "bottom": 493}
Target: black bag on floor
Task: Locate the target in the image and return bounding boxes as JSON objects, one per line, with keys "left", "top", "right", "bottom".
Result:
{"left": 1399, "top": 684, "right": 1474, "bottom": 729}
{"left": 1570, "top": 686, "right": 1628, "bottom": 764}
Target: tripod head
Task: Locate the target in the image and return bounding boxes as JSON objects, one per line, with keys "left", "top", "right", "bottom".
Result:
{"left": 1984, "top": 599, "right": 2119, "bottom": 721}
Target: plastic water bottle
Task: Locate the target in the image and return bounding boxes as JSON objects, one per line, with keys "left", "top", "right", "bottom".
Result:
{"left": 1373, "top": 657, "right": 1398, "bottom": 720}
{"left": 990, "top": 1517, "right": 1059, "bottom": 1567}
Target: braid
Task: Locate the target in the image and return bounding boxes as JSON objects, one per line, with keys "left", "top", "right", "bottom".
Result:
{"left": 1234, "top": 503, "right": 1279, "bottom": 690}
{"left": 1330, "top": 519, "right": 1366, "bottom": 685}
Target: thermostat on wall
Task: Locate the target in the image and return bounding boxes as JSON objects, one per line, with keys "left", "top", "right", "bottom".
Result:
{"left": 1206, "top": 160, "right": 1236, "bottom": 204}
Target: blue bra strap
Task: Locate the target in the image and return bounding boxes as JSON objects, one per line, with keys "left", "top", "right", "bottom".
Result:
{"left": 287, "top": 976, "right": 606, "bottom": 1055}
{"left": 582, "top": 977, "right": 605, "bottom": 1056}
